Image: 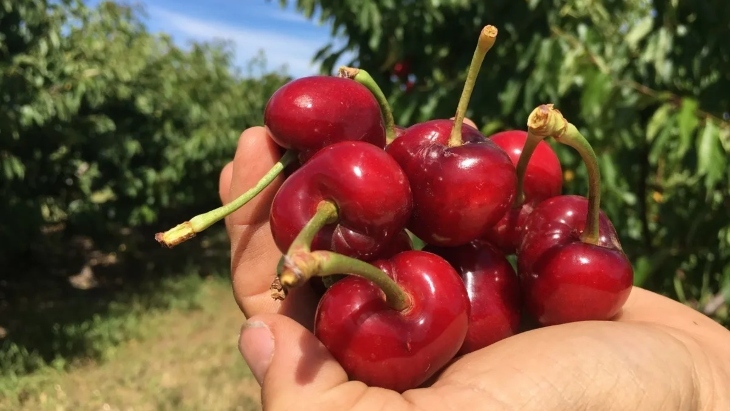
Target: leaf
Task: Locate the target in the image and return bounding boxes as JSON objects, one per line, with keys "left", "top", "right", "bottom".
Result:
{"left": 625, "top": 16, "right": 653, "bottom": 50}
{"left": 646, "top": 104, "right": 671, "bottom": 143}
{"left": 677, "top": 98, "right": 699, "bottom": 156}
{"left": 696, "top": 120, "right": 727, "bottom": 190}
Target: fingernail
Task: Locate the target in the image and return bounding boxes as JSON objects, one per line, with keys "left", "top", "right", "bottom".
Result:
{"left": 239, "top": 320, "right": 274, "bottom": 385}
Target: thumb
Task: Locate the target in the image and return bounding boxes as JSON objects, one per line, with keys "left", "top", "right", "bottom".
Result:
{"left": 239, "top": 313, "right": 349, "bottom": 409}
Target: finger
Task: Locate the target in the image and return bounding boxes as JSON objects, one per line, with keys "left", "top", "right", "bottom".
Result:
{"left": 226, "top": 128, "right": 320, "bottom": 325}
{"left": 406, "top": 321, "right": 705, "bottom": 410}
{"left": 225, "top": 127, "right": 285, "bottom": 315}
{"left": 450, "top": 116, "right": 478, "bottom": 130}
{"left": 218, "top": 161, "right": 234, "bottom": 205}
{"left": 239, "top": 314, "right": 361, "bottom": 410}
{"left": 227, "top": 126, "right": 285, "bottom": 227}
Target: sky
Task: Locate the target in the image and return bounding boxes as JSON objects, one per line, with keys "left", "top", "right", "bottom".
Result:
{"left": 85, "top": 0, "right": 350, "bottom": 77}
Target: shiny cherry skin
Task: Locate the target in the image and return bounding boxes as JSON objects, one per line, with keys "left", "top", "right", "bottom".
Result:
{"left": 425, "top": 241, "right": 521, "bottom": 354}
{"left": 314, "top": 250, "right": 469, "bottom": 392}
{"left": 517, "top": 195, "right": 634, "bottom": 326}
{"left": 483, "top": 130, "right": 563, "bottom": 255}
{"left": 270, "top": 141, "right": 412, "bottom": 260}
{"left": 386, "top": 119, "right": 517, "bottom": 247}
{"left": 264, "top": 76, "right": 386, "bottom": 162}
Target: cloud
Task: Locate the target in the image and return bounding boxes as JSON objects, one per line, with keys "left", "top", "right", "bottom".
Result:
{"left": 145, "top": 5, "right": 329, "bottom": 77}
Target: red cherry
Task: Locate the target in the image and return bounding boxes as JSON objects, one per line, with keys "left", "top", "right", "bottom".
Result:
{"left": 374, "top": 230, "right": 413, "bottom": 258}
{"left": 481, "top": 203, "right": 534, "bottom": 256}
{"left": 317, "top": 230, "right": 415, "bottom": 290}
{"left": 387, "top": 27, "right": 514, "bottom": 247}
{"left": 270, "top": 141, "right": 412, "bottom": 260}
{"left": 425, "top": 241, "right": 521, "bottom": 354}
{"left": 387, "top": 119, "right": 516, "bottom": 247}
{"left": 392, "top": 60, "right": 411, "bottom": 79}
{"left": 156, "top": 76, "right": 387, "bottom": 248}
{"left": 314, "top": 250, "right": 469, "bottom": 392}
{"left": 489, "top": 130, "right": 562, "bottom": 202}
{"left": 482, "top": 130, "right": 563, "bottom": 254}
{"left": 264, "top": 76, "right": 386, "bottom": 161}
{"left": 517, "top": 195, "right": 633, "bottom": 326}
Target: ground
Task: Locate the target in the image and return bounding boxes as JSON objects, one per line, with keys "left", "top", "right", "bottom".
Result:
{"left": 1, "top": 278, "right": 262, "bottom": 411}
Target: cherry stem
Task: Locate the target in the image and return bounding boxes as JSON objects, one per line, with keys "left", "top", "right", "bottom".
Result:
{"left": 513, "top": 131, "right": 544, "bottom": 207}
{"left": 527, "top": 104, "right": 601, "bottom": 245}
{"left": 155, "top": 149, "right": 298, "bottom": 248}
{"left": 448, "top": 25, "right": 498, "bottom": 148}
{"left": 557, "top": 124, "right": 601, "bottom": 245}
{"left": 287, "top": 200, "right": 339, "bottom": 254}
{"left": 338, "top": 66, "right": 396, "bottom": 144}
{"left": 279, "top": 249, "right": 411, "bottom": 312}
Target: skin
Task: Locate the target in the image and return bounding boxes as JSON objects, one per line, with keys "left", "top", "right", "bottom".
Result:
{"left": 220, "top": 125, "right": 730, "bottom": 411}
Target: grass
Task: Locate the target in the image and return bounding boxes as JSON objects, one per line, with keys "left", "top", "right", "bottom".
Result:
{"left": 0, "top": 223, "right": 263, "bottom": 410}
{"left": 0, "top": 276, "right": 261, "bottom": 411}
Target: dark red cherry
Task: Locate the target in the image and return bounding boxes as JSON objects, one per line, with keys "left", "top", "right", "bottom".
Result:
{"left": 270, "top": 141, "right": 412, "bottom": 260}
{"left": 517, "top": 195, "right": 633, "bottom": 326}
{"left": 386, "top": 119, "right": 516, "bottom": 247}
{"left": 482, "top": 130, "right": 563, "bottom": 255}
{"left": 425, "top": 241, "right": 521, "bottom": 354}
{"left": 489, "top": 130, "right": 562, "bottom": 203}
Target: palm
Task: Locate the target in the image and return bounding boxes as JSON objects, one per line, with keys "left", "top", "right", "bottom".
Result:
{"left": 305, "top": 288, "right": 720, "bottom": 410}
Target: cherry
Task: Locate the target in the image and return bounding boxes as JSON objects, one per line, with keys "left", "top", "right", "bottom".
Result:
{"left": 320, "top": 229, "right": 413, "bottom": 289}
{"left": 517, "top": 195, "right": 622, "bottom": 275}
{"left": 387, "top": 26, "right": 516, "bottom": 247}
{"left": 425, "top": 241, "right": 521, "bottom": 354}
{"left": 516, "top": 105, "right": 633, "bottom": 326}
{"left": 338, "top": 67, "right": 398, "bottom": 144}
{"left": 269, "top": 141, "right": 412, "bottom": 261}
{"left": 482, "top": 130, "right": 563, "bottom": 254}
{"left": 489, "top": 130, "right": 562, "bottom": 203}
{"left": 376, "top": 229, "right": 414, "bottom": 258}
{"left": 156, "top": 75, "right": 388, "bottom": 248}
{"left": 278, "top": 249, "right": 469, "bottom": 392}
{"left": 264, "top": 75, "right": 386, "bottom": 162}
{"left": 392, "top": 59, "right": 411, "bottom": 80}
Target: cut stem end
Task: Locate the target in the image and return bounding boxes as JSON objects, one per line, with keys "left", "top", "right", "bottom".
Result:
{"left": 448, "top": 25, "right": 499, "bottom": 147}
{"left": 154, "top": 149, "right": 297, "bottom": 248}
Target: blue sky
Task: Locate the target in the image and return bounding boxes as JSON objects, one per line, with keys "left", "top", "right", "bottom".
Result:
{"left": 86, "top": 0, "right": 350, "bottom": 77}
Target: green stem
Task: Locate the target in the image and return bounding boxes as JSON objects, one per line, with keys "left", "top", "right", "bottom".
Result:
{"left": 448, "top": 25, "right": 498, "bottom": 147}
{"left": 513, "top": 131, "right": 545, "bottom": 207}
{"left": 339, "top": 66, "right": 396, "bottom": 144}
{"left": 287, "top": 200, "right": 339, "bottom": 254}
{"left": 279, "top": 249, "right": 411, "bottom": 312}
{"left": 554, "top": 124, "right": 601, "bottom": 245}
{"left": 525, "top": 104, "right": 601, "bottom": 245}
{"left": 155, "top": 149, "right": 298, "bottom": 248}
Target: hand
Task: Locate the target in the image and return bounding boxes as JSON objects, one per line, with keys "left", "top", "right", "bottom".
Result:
{"left": 219, "top": 126, "right": 730, "bottom": 410}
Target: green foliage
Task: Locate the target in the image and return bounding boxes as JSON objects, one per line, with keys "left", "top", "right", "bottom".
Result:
{"left": 0, "top": 0, "right": 288, "bottom": 259}
{"left": 286, "top": 0, "right": 730, "bottom": 322}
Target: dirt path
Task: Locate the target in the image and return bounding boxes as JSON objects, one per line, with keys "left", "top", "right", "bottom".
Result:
{"left": 4, "top": 279, "right": 262, "bottom": 411}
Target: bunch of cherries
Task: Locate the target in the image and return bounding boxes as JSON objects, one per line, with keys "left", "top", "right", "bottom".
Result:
{"left": 156, "top": 26, "right": 634, "bottom": 393}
